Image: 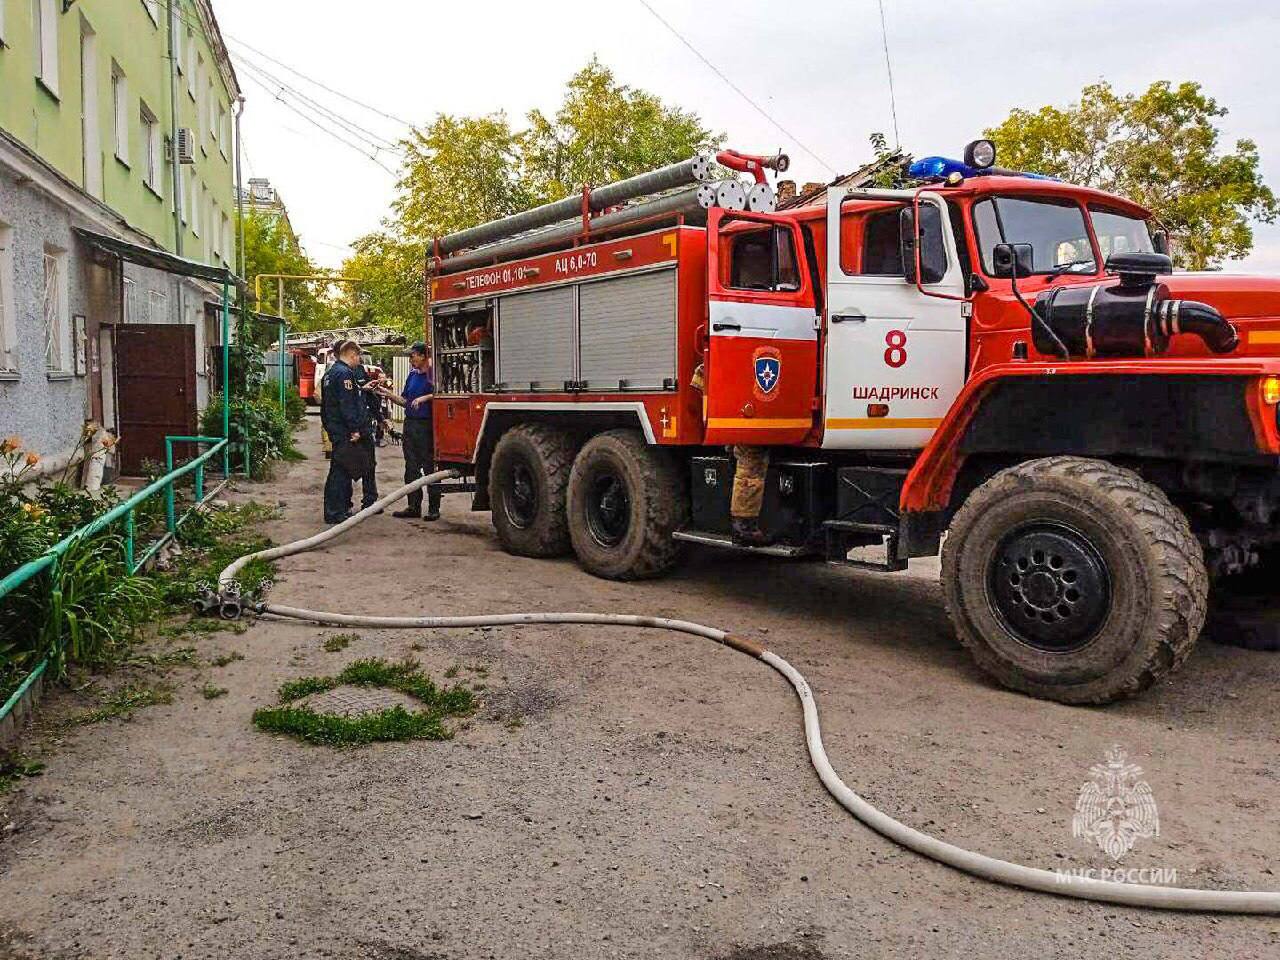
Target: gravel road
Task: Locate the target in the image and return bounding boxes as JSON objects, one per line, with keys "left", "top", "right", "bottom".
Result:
{"left": 2, "top": 419, "right": 1278, "bottom": 959}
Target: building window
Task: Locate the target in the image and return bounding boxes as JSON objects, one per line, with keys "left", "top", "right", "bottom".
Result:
{"left": 111, "top": 62, "right": 129, "bottom": 165}
{"left": 123, "top": 276, "right": 137, "bottom": 323}
{"left": 186, "top": 32, "right": 196, "bottom": 98}
{"left": 216, "top": 103, "right": 226, "bottom": 155}
{"left": 222, "top": 214, "right": 231, "bottom": 267}
{"left": 171, "top": 4, "right": 183, "bottom": 73}
{"left": 195, "top": 55, "right": 205, "bottom": 146}
{"left": 140, "top": 100, "right": 161, "bottom": 194}
{"left": 43, "top": 247, "right": 70, "bottom": 373}
{"left": 0, "top": 223, "right": 17, "bottom": 374}
{"left": 0, "top": 0, "right": 7, "bottom": 47}
{"left": 34, "top": 0, "right": 60, "bottom": 97}
{"left": 180, "top": 172, "right": 188, "bottom": 224}
{"left": 211, "top": 202, "right": 220, "bottom": 259}
{"left": 205, "top": 77, "right": 214, "bottom": 152}
{"left": 148, "top": 289, "right": 167, "bottom": 323}
{"left": 142, "top": 0, "right": 159, "bottom": 24}
{"left": 191, "top": 180, "right": 200, "bottom": 237}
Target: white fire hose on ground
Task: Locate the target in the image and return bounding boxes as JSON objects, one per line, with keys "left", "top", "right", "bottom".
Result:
{"left": 212, "top": 470, "right": 1280, "bottom": 915}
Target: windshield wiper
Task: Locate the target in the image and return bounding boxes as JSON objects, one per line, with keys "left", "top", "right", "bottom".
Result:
{"left": 1047, "top": 259, "right": 1096, "bottom": 278}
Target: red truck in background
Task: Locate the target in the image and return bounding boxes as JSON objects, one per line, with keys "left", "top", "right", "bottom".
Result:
{"left": 420, "top": 142, "right": 1280, "bottom": 705}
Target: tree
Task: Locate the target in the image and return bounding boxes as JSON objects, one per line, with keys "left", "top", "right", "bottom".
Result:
{"left": 520, "top": 57, "right": 719, "bottom": 203}
{"left": 340, "top": 59, "right": 720, "bottom": 337}
{"left": 985, "top": 81, "right": 1277, "bottom": 269}
{"left": 238, "top": 207, "right": 335, "bottom": 339}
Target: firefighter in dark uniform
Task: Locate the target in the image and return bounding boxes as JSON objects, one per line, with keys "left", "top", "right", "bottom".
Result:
{"left": 320, "top": 340, "right": 375, "bottom": 524}
{"left": 374, "top": 341, "right": 441, "bottom": 521}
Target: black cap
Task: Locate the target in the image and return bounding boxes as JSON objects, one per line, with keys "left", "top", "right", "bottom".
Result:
{"left": 408, "top": 341, "right": 429, "bottom": 357}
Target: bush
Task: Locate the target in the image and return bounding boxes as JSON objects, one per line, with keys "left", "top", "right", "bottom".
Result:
{"left": 201, "top": 392, "right": 296, "bottom": 479}
{"left": 257, "top": 383, "right": 307, "bottom": 427}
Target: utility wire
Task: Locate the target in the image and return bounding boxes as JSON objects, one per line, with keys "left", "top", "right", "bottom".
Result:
{"left": 224, "top": 33, "right": 414, "bottom": 129}
{"left": 635, "top": 0, "right": 835, "bottom": 174}
{"left": 232, "top": 53, "right": 403, "bottom": 153}
{"left": 241, "top": 72, "right": 397, "bottom": 176}
{"left": 877, "top": 0, "right": 901, "bottom": 149}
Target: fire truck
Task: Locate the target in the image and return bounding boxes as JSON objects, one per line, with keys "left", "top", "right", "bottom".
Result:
{"left": 422, "top": 142, "right": 1280, "bottom": 705}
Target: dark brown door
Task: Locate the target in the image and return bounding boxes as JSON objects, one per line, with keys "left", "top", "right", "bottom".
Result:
{"left": 115, "top": 324, "right": 198, "bottom": 476}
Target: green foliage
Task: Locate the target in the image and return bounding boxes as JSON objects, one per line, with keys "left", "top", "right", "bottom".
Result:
{"left": 0, "top": 752, "right": 45, "bottom": 793}
{"left": 201, "top": 390, "right": 296, "bottom": 479}
{"left": 70, "top": 683, "right": 173, "bottom": 725}
{"left": 985, "top": 80, "right": 1278, "bottom": 269}
{"left": 323, "top": 632, "right": 358, "bottom": 653}
{"left": 254, "top": 657, "right": 475, "bottom": 747}
{"left": 239, "top": 208, "right": 336, "bottom": 335}
{"left": 200, "top": 684, "right": 229, "bottom": 700}
{"left": 341, "top": 58, "right": 719, "bottom": 338}
{"left": 210, "top": 651, "right": 245, "bottom": 668}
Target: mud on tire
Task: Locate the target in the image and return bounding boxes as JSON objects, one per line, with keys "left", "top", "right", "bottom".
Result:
{"left": 941, "top": 456, "right": 1208, "bottom": 705}
{"left": 488, "top": 424, "right": 577, "bottom": 558}
{"left": 567, "top": 429, "right": 689, "bottom": 580}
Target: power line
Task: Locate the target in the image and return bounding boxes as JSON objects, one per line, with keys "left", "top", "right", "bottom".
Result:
{"left": 224, "top": 34, "right": 414, "bottom": 129}
{"left": 241, "top": 72, "right": 398, "bottom": 176}
{"left": 233, "top": 52, "right": 403, "bottom": 153}
{"left": 877, "top": 0, "right": 901, "bottom": 150}
{"left": 634, "top": 0, "right": 835, "bottom": 175}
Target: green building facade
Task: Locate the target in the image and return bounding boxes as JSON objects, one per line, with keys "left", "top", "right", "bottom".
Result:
{"left": 0, "top": 0, "right": 241, "bottom": 474}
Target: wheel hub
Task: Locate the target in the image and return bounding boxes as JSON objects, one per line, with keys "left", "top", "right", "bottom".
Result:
{"left": 989, "top": 523, "right": 1111, "bottom": 652}
{"left": 586, "top": 470, "right": 631, "bottom": 547}
{"left": 503, "top": 463, "right": 538, "bottom": 529}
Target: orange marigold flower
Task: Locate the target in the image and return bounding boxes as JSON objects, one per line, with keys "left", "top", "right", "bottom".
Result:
{"left": 24, "top": 452, "right": 40, "bottom": 466}
{"left": 0, "top": 436, "right": 20, "bottom": 454}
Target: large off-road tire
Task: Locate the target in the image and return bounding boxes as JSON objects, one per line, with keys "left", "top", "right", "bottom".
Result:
{"left": 488, "top": 424, "right": 576, "bottom": 558}
{"left": 941, "top": 456, "right": 1208, "bottom": 705}
{"left": 566, "top": 429, "right": 688, "bottom": 580}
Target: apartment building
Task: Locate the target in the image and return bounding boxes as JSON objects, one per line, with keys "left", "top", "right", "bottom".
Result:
{"left": 0, "top": 0, "right": 241, "bottom": 474}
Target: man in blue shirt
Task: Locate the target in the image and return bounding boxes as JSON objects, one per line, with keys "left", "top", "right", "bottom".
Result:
{"left": 320, "top": 340, "right": 375, "bottom": 524}
{"left": 377, "top": 341, "right": 441, "bottom": 521}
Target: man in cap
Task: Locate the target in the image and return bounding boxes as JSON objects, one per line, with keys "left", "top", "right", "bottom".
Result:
{"left": 375, "top": 341, "right": 442, "bottom": 521}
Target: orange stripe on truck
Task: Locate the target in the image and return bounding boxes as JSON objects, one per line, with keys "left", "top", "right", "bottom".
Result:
{"left": 826, "top": 417, "right": 943, "bottom": 430}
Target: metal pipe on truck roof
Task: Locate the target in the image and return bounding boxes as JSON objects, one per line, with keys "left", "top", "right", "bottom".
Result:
{"left": 435, "top": 186, "right": 707, "bottom": 275}
{"left": 436, "top": 153, "right": 714, "bottom": 255}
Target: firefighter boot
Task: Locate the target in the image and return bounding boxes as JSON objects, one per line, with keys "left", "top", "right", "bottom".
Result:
{"left": 731, "top": 517, "right": 773, "bottom": 547}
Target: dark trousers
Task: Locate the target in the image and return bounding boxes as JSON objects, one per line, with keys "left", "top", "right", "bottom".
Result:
{"left": 403, "top": 419, "right": 441, "bottom": 515}
{"left": 359, "top": 441, "right": 378, "bottom": 508}
{"left": 324, "top": 442, "right": 355, "bottom": 522}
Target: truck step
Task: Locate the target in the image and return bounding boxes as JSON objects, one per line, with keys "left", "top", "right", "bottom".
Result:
{"left": 672, "top": 530, "right": 811, "bottom": 558}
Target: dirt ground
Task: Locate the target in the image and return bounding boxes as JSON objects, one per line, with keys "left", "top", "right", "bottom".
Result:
{"left": 3, "top": 418, "right": 1279, "bottom": 959}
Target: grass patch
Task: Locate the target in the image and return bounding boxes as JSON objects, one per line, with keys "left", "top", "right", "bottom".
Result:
{"left": 323, "top": 632, "right": 359, "bottom": 653}
{"left": 252, "top": 657, "right": 474, "bottom": 747}
{"left": 200, "top": 683, "right": 229, "bottom": 700}
{"left": 210, "top": 651, "right": 244, "bottom": 668}
{"left": 70, "top": 683, "right": 173, "bottom": 725}
{"left": 0, "top": 753, "right": 45, "bottom": 793}
{"left": 128, "top": 646, "right": 199, "bottom": 669}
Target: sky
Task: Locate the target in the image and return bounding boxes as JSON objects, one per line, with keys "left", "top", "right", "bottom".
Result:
{"left": 213, "top": 0, "right": 1280, "bottom": 273}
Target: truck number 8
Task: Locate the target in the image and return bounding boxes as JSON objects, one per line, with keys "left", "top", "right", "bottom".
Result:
{"left": 884, "top": 330, "right": 908, "bottom": 368}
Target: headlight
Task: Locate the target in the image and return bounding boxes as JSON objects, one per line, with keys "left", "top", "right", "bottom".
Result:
{"left": 964, "top": 139, "right": 996, "bottom": 169}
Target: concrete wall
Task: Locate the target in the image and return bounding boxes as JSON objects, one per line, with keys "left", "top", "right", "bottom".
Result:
{"left": 0, "top": 165, "right": 96, "bottom": 458}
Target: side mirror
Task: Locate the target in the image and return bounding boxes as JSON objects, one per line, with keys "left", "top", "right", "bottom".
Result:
{"left": 1151, "top": 229, "right": 1171, "bottom": 256}
{"left": 991, "top": 242, "right": 1034, "bottom": 279}
{"left": 899, "top": 205, "right": 947, "bottom": 285}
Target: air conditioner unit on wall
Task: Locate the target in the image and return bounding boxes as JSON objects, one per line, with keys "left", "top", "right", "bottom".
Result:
{"left": 176, "top": 128, "right": 196, "bottom": 165}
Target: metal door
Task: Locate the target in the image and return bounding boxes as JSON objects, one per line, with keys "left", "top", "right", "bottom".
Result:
{"left": 822, "top": 189, "right": 967, "bottom": 450}
{"left": 703, "top": 209, "right": 819, "bottom": 446}
{"left": 115, "top": 324, "right": 198, "bottom": 475}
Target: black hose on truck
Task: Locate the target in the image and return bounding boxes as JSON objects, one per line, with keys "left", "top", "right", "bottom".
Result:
{"left": 207, "top": 470, "right": 1280, "bottom": 914}
{"left": 1032, "top": 253, "right": 1239, "bottom": 359}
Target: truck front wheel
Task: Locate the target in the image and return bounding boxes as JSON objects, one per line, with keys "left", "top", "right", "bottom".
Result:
{"left": 941, "top": 456, "right": 1208, "bottom": 704}
{"left": 488, "top": 424, "right": 576, "bottom": 558}
{"left": 567, "top": 430, "right": 688, "bottom": 580}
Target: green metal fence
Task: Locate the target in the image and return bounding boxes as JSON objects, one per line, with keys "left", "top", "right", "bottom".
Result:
{"left": 0, "top": 436, "right": 232, "bottom": 726}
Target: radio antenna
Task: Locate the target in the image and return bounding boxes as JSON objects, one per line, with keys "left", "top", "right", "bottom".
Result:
{"left": 877, "top": 0, "right": 902, "bottom": 149}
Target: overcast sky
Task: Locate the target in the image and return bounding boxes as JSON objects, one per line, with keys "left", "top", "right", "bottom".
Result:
{"left": 214, "top": 0, "right": 1280, "bottom": 273}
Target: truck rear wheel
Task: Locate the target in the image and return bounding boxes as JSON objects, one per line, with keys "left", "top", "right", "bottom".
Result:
{"left": 941, "top": 456, "right": 1208, "bottom": 704}
{"left": 567, "top": 429, "right": 688, "bottom": 580}
{"left": 488, "top": 424, "right": 576, "bottom": 558}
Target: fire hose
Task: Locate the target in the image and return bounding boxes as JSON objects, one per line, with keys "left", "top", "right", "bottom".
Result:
{"left": 210, "top": 470, "right": 1280, "bottom": 915}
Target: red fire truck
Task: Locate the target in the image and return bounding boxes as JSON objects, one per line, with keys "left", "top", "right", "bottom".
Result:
{"left": 423, "top": 142, "right": 1280, "bottom": 705}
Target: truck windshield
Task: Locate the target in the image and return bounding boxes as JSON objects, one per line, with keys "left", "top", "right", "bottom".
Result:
{"left": 973, "top": 196, "right": 1095, "bottom": 275}
{"left": 1089, "top": 205, "right": 1156, "bottom": 259}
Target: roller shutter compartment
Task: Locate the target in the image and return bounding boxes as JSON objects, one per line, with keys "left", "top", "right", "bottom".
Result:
{"left": 578, "top": 270, "right": 677, "bottom": 391}
{"left": 497, "top": 287, "right": 575, "bottom": 391}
